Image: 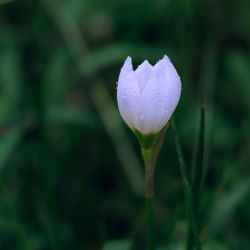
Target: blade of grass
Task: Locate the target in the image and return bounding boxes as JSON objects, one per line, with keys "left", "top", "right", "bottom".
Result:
{"left": 187, "top": 98, "right": 206, "bottom": 250}
{"left": 170, "top": 119, "right": 192, "bottom": 198}
{"left": 192, "top": 98, "right": 206, "bottom": 214}
{"left": 171, "top": 119, "right": 200, "bottom": 250}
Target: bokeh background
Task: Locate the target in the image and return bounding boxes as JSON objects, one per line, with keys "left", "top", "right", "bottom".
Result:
{"left": 0, "top": 0, "right": 250, "bottom": 249}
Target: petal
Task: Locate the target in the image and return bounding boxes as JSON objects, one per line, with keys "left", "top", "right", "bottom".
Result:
{"left": 154, "top": 55, "right": 181, "bottom": 89}
{"left": 117, "top": 71, "right": 140, "bottom": 130}
{"left": 158, "top": 74, "right": 181, "bottom": 129}
{"left": 154, "top": 55, "right": 170, "bottom": 74}
{"left": 154, "top": 55, "right": 181, "bottom": 114}
{"left": 118, "top": 56, "right": 133, "bottom": 83}
{"left": 136, "top": 58, "right": 181, "bottom": 134}
{"left": 135, "top": 72, "right": 165, "bottom": 134}
{"left": 134, "top": 60, "right": 154, "bottom": 94}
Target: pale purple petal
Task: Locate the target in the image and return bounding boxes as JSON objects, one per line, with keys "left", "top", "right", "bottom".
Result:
{"left": 117, "top": 71, "right": 140, "bottom": 130}
{"left": 158, "top": 74, "right": 181, "bottom": 128}
{"left": 118, "top": 56, "right": 133, "bottom": 82}
{"left": 134, "top": 60, "right": 154, "bottom": 94}
{"left": 154, "top": 55, "right": 181, "bottom": 114}
{"left": 135, "top": 73, "right": 164, "bottom": 134}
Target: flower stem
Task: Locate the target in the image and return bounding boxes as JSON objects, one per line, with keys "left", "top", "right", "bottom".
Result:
{"left": 142, "top": 148, "right": 155, "bottom": 250}
{"left": 146, "top": 196, "right": 154, "bottom": 250}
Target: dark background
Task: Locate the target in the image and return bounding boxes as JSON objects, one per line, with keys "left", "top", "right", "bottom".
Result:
{"left": 0, "top": 0, "right": 250, "bottom": 249}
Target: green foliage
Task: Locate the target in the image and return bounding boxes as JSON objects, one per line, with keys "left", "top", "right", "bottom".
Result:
{"left": 102, "top": 239, "right": 132, "bottom": 250}
{"left": 208, "top": 180, "right": 250, "bottom": 236}
{"left": 0, "top": 0, "right": 250, "bottom": 249}
{"left": 0, "top": 126, "right": 24, "bottom": 171}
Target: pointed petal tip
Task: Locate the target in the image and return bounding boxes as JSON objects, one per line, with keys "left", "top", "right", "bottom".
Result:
{"left": 124, "top": 56, "right": 133, "bottom": 70}
{"left": 125, "top": 56, "right": 132, "bottom": 63}
{"left": 136, "top": 59, "right": 153, "bottom": 71}
{"left": 118, "top": 56, "right": 134, "bottom": 83}
{"left": 163, "top": 54, "right": 170, "bottom": 61}
{"left": 154, "top": 55, "right": 170, "bottom": 67}
{"left": 124, "top": 56, "right": 133, "bottom": 67}
{"left": 143, "top": 59, "right": 153, "bottom": 66}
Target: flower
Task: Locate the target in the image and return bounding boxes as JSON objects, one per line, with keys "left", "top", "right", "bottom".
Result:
{"left": 117, "top": 55, "right": 181, "bottom": 135}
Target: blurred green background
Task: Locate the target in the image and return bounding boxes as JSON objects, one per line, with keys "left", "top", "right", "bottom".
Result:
{"left": 0, "top": 0, "right": 250, "bottom": 249}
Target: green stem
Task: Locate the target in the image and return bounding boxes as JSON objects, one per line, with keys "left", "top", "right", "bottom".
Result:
{"left": 142, "top": 148, "right": 155, "bottom": 250}
{"left": 146, "top": 197, "right": 154, "bottom": 250}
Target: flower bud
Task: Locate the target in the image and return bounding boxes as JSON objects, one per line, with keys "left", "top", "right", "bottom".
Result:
{"left": 117, "top": 55, "right": 181, "bottom": 135}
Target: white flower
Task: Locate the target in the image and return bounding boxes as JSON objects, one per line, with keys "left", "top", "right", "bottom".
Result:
{"left": 117, "top": 55, "right": 181, "bottom": 135}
